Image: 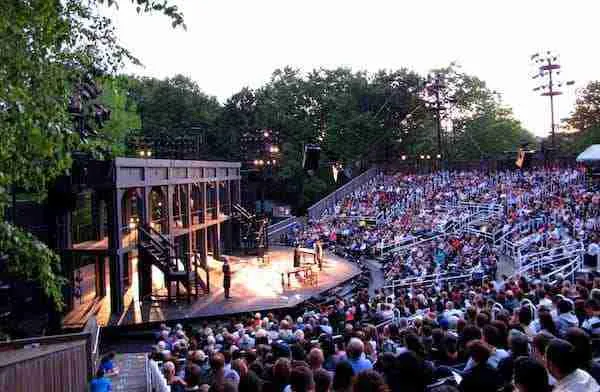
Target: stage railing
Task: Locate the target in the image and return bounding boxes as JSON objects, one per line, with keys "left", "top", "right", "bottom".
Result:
{"left": 307, "top": 167, "right": 380, "bottom": 221}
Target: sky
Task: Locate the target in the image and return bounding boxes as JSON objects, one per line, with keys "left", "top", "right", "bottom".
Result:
{"left": 107, "top": 0, "right": 600, "bottom": 137}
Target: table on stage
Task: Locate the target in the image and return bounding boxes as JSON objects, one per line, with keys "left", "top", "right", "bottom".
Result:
{"left": 283, "top": 265, "right": 318, "bottom": 288}
{"left": 296, "top": 247, "right": 317, "bottom": 265}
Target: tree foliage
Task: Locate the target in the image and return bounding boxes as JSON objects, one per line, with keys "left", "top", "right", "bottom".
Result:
{"left": 0, "top": 222, "right": 66, "bottom": 310}
{"left": 555, "top": 81, "right": 600, "bottom": 155}
{"left": 569, "top": 81, "right": 600, "bottom": 132}
{"left": 0, "top": 0, "right": 183, "bottom": 310}
{"left": 132, "top": 75, "right": 220, "bottom": 136}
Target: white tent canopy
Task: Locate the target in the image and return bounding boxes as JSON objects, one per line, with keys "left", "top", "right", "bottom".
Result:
{"left": 576, "top": 145, "right": 600, "bottom": 162}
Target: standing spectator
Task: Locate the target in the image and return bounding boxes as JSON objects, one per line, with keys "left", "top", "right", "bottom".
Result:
{"left": 346, "top": 338, "right": 372, "bottom": 374}
{"left": 313, "top": 368, "right": 332, "bottom": 392}
{"left": 308, "top": 348, "right": 325, "bottom": 372}
{"left": 89, "top": 369, "right": 112, "bottom": 392}
{"left": 459, "top": 341, "right": 502, "bottom": 392}
{"left": 557, "top": 299, "right": 579, "bottom": 337}
{"left": 332, "top": 361, "right": 354, "bottom": 392}
{"left": 464, "top": 325, "right": 508, "bottom": 370}
{"left": 163, "top": 361, "right": 187, "bottom": 392}
{"left": 498, "top": 331, "right": 529, "bottom": 391}
{"left": 545, "top": 338, "right": 600, "bottom": 392}
{"left": 289, "top": 366, "right": 314, "bottom": 392}
{"left": 564, "top": 328, "right": 600, "bottom": 384}
{"left": 352, "top": 370, "right": 388, "bottom": 392}
{"left": 513, "top": 357, "right": 550, "bottom": 392}
{"left": 99, "top": 351, "right": 119, "bottom": 376}
{"left": 582, "top": 299, "right": 600, "bottom": 337}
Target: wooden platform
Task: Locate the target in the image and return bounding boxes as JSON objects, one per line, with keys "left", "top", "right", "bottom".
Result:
{"left": 62, "top": 247, "right": 361, "bottom": 329}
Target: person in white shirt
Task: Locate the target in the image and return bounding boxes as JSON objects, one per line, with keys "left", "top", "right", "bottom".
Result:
{"left": 546, "top": 338, "right": 600, "bottom": 392}
{"left": 588, "top": 238, "right": 600, "bottom": 271}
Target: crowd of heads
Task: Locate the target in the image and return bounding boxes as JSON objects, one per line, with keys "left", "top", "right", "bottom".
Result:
{"left": 138, "top": 167, "right": 600, "bottom": 392}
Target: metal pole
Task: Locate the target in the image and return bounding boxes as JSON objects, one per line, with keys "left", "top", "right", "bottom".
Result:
{"left": 548, "top": 59, "right": 556, "bottom": 151}
{"left": 435, "top": 81, "right": 442, "bottom": 158}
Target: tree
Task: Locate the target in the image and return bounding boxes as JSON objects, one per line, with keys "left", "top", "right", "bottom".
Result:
{"left": 133, "top": 75, "right": 221, "bottom": 135}
{"left": 420, "top": 65, "right": 535, "bottom": 160}
{"left": 569, "top": 81, "right": 600, "bottom": 132}
{"left": 0, "top": 0, "right": 184, "bottom": 310}
{"left": 215, "top": 87, "right": 258, "bottom": 160}
{"left": 554, "top": 81, "right": 600, "bottom": 155}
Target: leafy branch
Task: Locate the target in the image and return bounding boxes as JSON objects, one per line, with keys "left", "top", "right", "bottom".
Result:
{"left": 0, "top": 222, "right": 66, "bottom": 310}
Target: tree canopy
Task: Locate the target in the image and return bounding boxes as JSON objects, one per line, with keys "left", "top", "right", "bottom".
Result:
{"left": 0, "top": 0, "right": 183, "bottom": 310}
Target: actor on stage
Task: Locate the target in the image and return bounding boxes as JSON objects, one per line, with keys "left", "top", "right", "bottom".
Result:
{"left": 315, "top": 240, "right": 323, "bottom": 270}
{"left": 222, "top": 256, "right": 232, "bottom": 299}
{"left": 294, "top": 244, "right": 301, "bottom": 268}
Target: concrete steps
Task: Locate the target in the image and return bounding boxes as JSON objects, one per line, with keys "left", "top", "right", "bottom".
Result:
{"left": 111, "top": 352, "right": 148, "bottom": 392}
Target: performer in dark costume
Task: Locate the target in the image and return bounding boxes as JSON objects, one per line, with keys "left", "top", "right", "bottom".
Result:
{"left": 222, "top": 257, "right": 232, "bottom": 299}
{"left": 293, "top": 245, "right": 301, "bottom": 268}
{"left": 315, "top": 240, "right": 323, "bottom": 270}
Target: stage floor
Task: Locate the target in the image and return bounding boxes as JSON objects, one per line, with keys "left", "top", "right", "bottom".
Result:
{"left": 62, "top": 247, "right": 361, "bottom": 328}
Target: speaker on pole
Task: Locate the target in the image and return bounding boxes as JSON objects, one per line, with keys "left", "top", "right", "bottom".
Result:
{"left": 303, "top": 144, "right": 321, "bottom": 174}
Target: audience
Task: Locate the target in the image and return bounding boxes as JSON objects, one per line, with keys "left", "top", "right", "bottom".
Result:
{"left": 139, "top": 167, "right": 600, "bottom": 392}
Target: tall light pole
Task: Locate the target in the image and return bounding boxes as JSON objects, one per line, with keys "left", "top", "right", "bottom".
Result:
{"left": 424, "top": 72, "right": 453, "bottom": 165}
{"left": 531, "top": 51, "right": 575, "bottom": 152}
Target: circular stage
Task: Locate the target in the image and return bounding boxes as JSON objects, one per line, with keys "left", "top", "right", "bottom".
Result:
{"left": 130, "top": 246, "right": 361, "bottom": 326}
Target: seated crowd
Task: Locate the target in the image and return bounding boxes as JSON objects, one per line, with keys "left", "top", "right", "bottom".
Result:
{"left": 146, "top": 268, "right": 600, "bottom": 392}
{"left": 105, "top": 167, "right": 600, "bottom": 392}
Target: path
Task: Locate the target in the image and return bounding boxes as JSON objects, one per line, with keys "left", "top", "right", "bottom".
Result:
{"left": 111, "top": 352, "right": 148, "bottom": 392}
{"left": 364, "top": 258, "right": 386, "bottom": 295}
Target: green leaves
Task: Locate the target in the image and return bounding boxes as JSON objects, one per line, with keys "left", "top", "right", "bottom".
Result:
{"left": 0, "top": 1, "right": 185, "bottom": 316}
{"left": 0, "top": 222, "right": 66, "bottom": 310}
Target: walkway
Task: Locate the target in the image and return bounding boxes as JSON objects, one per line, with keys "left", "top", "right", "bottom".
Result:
{"left": 111, "top": 352, "right": 148, "bottom": 392}
{"left": 364, "top": 258, "right": 386, "bottom": 295}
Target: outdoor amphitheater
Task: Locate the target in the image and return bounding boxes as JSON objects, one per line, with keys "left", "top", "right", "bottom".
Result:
{"left": 5, "top": 2, "right": 600, "bottom": 392}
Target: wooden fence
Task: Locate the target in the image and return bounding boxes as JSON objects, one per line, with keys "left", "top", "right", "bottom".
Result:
{"left": 0, "top": 317, "right": 99, "bottom": 392}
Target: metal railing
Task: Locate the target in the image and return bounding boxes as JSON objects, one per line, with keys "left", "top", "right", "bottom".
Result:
{"left": 307, "top": 167, "right": 380, "bottom": 221}
{"left": 379, "top": 232, "right": 447, "bottom": 257}
{"left": 383, "top": 269, "right": 476, "bottom": 292}
{"left": 267, "top": 216, "right": 302, "bottom": 245}
{"left": 515, "top": 241, "right": 584, "bottom": 275}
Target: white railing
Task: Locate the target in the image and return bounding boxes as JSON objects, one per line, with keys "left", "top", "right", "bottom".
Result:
{"left": 512, "top": 242, "right": 585, "bottom": 284}
{"left": 546, "top": 256, "right": 583, "bottom": 284}
{"left": 149, "top": 360, "right": 169, "bottom": 392}
{"left": 380, "top": 232, "right": 447, "bottom": 257}
{"left": 307, "top": 167, "right": 380, "bottom": 220}
{"left": 383, "top": 269, "right": 475, "bottom": 291}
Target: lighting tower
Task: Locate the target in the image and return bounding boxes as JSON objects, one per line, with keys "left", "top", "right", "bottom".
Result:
{"left": 423, "top": 72, "right": 454, "bottom": 160}
{"left": 531, "top": 51, "right": 575, "bottom": 151}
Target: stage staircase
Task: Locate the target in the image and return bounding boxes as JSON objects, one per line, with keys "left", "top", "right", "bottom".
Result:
{"left": 232, "top": 203, "right": 268, "bottom": 255}
{"left": 138, "top": 225, "right": 207, "bottom": 304}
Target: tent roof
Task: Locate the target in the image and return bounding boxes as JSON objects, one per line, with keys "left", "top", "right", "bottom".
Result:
{"left": 576, "top": 145, "right": 600, "bottom": 162}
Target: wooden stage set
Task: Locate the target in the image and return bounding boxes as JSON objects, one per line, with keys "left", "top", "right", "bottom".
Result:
{"left": 62, "top": 247, "right": 360, "bottom": 329}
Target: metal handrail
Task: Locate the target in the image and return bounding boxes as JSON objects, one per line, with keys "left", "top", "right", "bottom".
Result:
{"left": 383, "top": 270, "right": 474, "bottom": 291}
{"left": 146, "top": 224, "right": 176, "bottom": 253}
{"left": 307, "top": 167, "right": 379, "bottom": 220}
